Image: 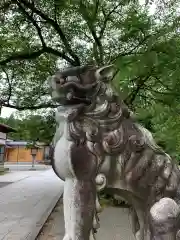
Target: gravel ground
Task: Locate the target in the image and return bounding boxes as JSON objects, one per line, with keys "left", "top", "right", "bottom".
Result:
{"left": 37, "top": 199, "right": 135, "bottom": 240}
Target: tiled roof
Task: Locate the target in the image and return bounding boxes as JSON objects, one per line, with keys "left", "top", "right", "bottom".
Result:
{"left": 0, "top": 123, "right": 16, "bottom": 133}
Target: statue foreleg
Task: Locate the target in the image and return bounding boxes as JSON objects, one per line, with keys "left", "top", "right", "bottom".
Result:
{"left": 63, "top": 143, "right": 97, "bottom": 240}
{"left": 63, "top": 178, "right": 96, "bottom": 240}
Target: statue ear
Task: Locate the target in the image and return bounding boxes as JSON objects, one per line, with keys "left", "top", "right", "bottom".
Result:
{"left": 95, "top": 64, "right": 115, "bottom": 82}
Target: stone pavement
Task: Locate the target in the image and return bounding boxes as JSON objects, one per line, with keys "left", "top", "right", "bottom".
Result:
{"left": 5, "top": 163, "right": 51, "bottom": 172}
{"left": 38, "top": 200, "right": 136, "bottom": 240}
{"left": 0, "top": 169, "right": 63, "bottom": 240}
{"left": 0, "top": 171, "right": 39, "bottom": 183}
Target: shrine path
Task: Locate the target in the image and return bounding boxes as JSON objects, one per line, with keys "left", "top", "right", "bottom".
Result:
{"left": 37, "top": 199, "right": 135, "bottom": 240}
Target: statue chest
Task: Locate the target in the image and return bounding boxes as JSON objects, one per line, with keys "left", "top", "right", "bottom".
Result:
{"left": 54, "top": 131, "right": 74, "bottom": 181}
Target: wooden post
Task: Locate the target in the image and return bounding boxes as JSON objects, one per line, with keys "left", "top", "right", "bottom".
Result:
{"left": 0, "top": 146, "right": 4, "bottom": 172}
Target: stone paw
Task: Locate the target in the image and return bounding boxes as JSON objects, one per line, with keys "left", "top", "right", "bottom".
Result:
{"left": 62, "top": 234, "right": 72, "bottom": 240}
{"left": 135, "top": 230, "right": 145, "bottom": 240}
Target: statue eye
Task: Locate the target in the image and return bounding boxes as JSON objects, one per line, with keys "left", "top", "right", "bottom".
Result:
{"left": 55, "top": 77, "right": 65, "bottom": 84}
{"left": 55, "top": 79, "right": 60, "bottom": 84}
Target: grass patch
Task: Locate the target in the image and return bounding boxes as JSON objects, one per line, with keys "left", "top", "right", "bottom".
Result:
{"left": 99, "top": 192, "right": 130, "bottom": 208}
{"left": 99, "top": 197, "right": 113, "bottom": 207}
{"left": 0, "top": 168, "right": 9, "bottom": 175}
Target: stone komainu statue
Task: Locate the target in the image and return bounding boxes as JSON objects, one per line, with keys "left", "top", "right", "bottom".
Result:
{"left": 49, "top": 65, "right": 180, "bottom": 240}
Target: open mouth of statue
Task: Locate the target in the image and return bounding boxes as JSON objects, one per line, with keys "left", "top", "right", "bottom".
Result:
{"left": 54, "top": 76, "right": 97, "bottom": 107}
{"left": 59, "top": 90, "right": 91, "bottom": 107}
{"left": 57, "top": 83, "right": 95, "bottom": 106}
{"left": 63, "top": 96, "right": 91, "bottom": 106}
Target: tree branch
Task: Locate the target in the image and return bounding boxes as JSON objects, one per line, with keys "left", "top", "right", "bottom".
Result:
{"left": 53, "top": 0, "right": 58, "bottom": 23}
{"left": 16, "top": 0, "right": 80, "bottom": 65}
{"left": 16, "top": 1, "right": 46, "bottom": 47}
{"left": 93, "top": 0, "right": 100, "bottom": 19}
{"left": 0, "top": 1, "right": 76, "bottom": 65}
{"left": 99, "top": 3, "right": 122, "bottom": 39}
{"left": 0, "top": 49, "right": 45, "bottom": 65}
{"left": 154, "top": 77, "right": 174, "bottom": 92}
{"left": 125, "top": 69, "right": 155, "bottom": 105}
{"left": 126, "top": 76, "right": 151, "bottom": 105}
{"left": 79, "top": 1, "right": 103, "bottom": 64}
{"left": 0, "top": 46, "right": 76, "bottom": 66}
{"left": 139, "top": 94, "right": 154, "bottom": 106}
{"left": 45, "top": 47, "right": 76, "bottom": 64}
{"left": 111, "top": 34, "right": 152, "bottom": 63}
{"left": 0, "top": 0, "right": 13, "bottom": 11}
{"left": 2, "top": 68, "right": 12, "bottom": 104}
{"left": 3, "top": 102, "right": 58, "bottom": 111}
{"left": 145, "top": 85, "right": 179, "bottom": 97}
{"left": 139, "top": 93, "right": 175, "bottom": 108}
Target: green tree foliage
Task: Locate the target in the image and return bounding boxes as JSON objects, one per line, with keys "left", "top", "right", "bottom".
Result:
{"left": 0, "top": 0, "right": 180, "bottom": 157}
{"left": 0, "top": 110, "right": 56, "bottom": 144}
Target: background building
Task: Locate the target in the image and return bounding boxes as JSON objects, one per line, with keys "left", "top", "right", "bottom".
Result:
{"left": 0, "top": 123, "right": 16, "bottom": 171}
{"left": 5, "top": 140, "right": 50, "bottom": 164}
